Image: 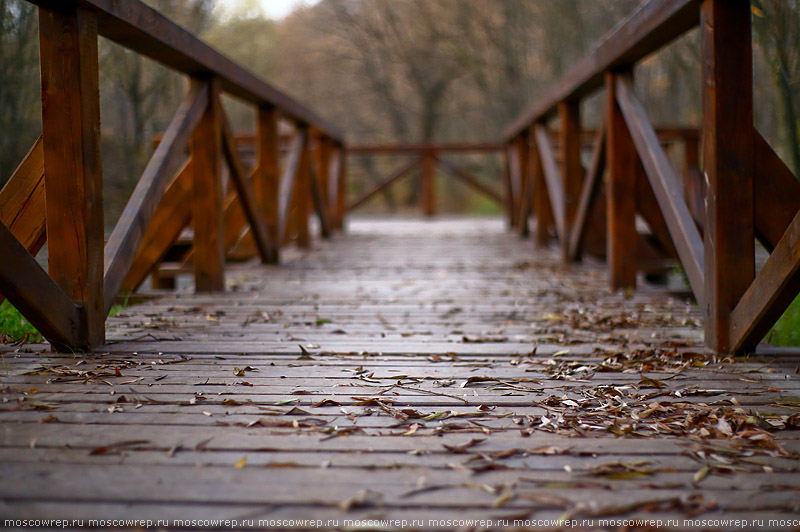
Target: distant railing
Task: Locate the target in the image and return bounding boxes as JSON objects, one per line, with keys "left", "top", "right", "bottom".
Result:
{"left": 346, "top": 144, "right": 505, "bottom": 216}
{"left": 0, "top": 0, "right": 346, "bottom": 351}
{"left": 504, "top": 0, "right": 800, "bottom": 354}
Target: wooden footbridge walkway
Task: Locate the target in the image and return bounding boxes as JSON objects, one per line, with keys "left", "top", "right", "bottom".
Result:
{"left": 2, "top": 0, "right": 800, "bottom": 530}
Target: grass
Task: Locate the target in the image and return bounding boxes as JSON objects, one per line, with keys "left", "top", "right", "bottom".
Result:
{"left": 0, "top": 300, "right": 43, "bottom": 344}
{"left": 1, "top": 291, "right": 131, "bottom": 345}
{"left": 766, "top": 293, "right": 800, "bottom": 347}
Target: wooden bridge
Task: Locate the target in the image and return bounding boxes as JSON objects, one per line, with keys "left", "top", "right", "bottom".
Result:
{"left": 2, "top": 0, "right": 800, "bottom": 529}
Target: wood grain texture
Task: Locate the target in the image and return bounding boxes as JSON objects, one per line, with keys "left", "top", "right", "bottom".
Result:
{"left": 568, "top": 124, "right": 606, "bottom": 261}
{"left": 120, "top": 161, "right": 192, "bottom": 294}
{"left": 614, "top": 76, "right": 704, "bottom": 301}
{"left": 531, "top": 138, "right": 555, "bottom": 248}
{"left": 559, "top": 101, "right": 584, "bottom": 261}
{"left": 277, "top": 131, "right": 306, "bottom": 241}
{"left": 2, "top": 218, "right": 798, "bottom": 526}
{"left": 191, "top": 77, "right": 224, "bottom": 292}
{"left": 38, "top": 5, "right": 105, "bottom": 349}
{"left": 0, "top": 222, "right": 80, "bottom": 350}
{"left": 514, "top": 134, "right": 530, "bottom": 236}
{"left": 255, "top": 106, "right": 281, "bottom": 262}
{"left": 0, "top": 137, "right": 46, "bottom": 257}
{"left": 104, "top": 82, "right": 209, "bottom": 311}
{"left": 753, "top": 131, "right": 800, "bottom": 252}
{"left": 729, "top": 209, "right": 800, "bottom": 353}
{"left": 606, "top": 72, "right": 639, "bottom": 290}
{"left": 332, "top": 146, "right": 346, "bottom": 231}
{"left": 534, "top": 124, "right": 565, "bottom": 241}
{"left": 220, "top": 106, "right": 274, "bottom": 264}
{"left": 700, "top": 0, "right": 754, "bottom": 352}
{"left": 28, "top": 0, "right": 343, "bottom": 142}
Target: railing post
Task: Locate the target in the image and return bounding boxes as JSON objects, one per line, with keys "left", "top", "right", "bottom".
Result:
{"left": 516, "top": 133, "right": 530, "bottom": 236}
{"left": 559, "top": 100, "right": 584, "bottom": 262}
{"left": 503, "top": 142, "right": 515, "bottom": 229}
{"left": 334, "top": 144, "right": 347, "bottom": 231}
{"left": 191, "top": 76, "right": 225, "bottom": 292}
{"left": 294, "top": 124, "right": 312, "bottom": 248}
{"left": 256, "top": 105, "right": 280, "bottom": 263}
{"left": 38, "top": 5, "right": 105, "bottom": 350}
{"left": 421, "top": 150, "right": 436, "bottom": 216}
{"left": 605, "top": 70, "right": 638, "bottom": 290}
{"left": 701, "top": 0, "right": 755, "bottom": 352}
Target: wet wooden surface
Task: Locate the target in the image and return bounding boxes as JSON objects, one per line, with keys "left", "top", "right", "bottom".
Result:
{"left": 1, "top": 218, "right": 799, "bottom": 531}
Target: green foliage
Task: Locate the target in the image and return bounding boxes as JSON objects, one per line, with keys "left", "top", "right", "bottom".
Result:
{"left": 0, "top": 300, "right": 42, "bottom": 343}
{"left": 766, "top": 294, "right": 800, "bottom": 347}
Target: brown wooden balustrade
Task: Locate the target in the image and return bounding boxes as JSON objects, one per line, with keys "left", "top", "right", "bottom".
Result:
{"left": 504, "top": 0, "right": 800, "bottom": 354}
{"left": 346, "top": 144, "right": 506, "bottom": 216}
{"left": 0, "top": 0, "right": 346, "bottom": 351}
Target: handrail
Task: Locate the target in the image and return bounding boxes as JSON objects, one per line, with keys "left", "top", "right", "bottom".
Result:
{"left": 504, "top": 0, "right": 700, "bottom": 139}
{"left": 0, "top": 0, "right": 347, "bottom": 351}
{"left": 29, "top": 0, "right": 344, "bottom": 143}
{"left": 501, "top": 0, "right": 800, "bottom": 356}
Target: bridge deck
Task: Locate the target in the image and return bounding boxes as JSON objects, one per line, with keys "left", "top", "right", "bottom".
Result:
{"left": 2, "top": 218, "right": 799, "bottom": 530}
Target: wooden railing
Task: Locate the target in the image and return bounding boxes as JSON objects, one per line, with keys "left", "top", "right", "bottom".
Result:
{"left": 0, "top": 0, "right": 345, "bottom": 351}
{"left": 346, "top": 144, "right": 504, "bottom": 216}
{"left": 504, "top": 0, "right": 800, "bottom": 354}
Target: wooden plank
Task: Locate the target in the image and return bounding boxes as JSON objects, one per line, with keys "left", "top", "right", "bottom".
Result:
{"left": 0, "top": 137, "right": 46, "bottom": 256}
{"left": 191, "top": 77, "right": 224, "bottom": 292}
{"left": 255, "top": 106, "right": 281, "bottom": 263}
{"left": 559, "top": 101, "right": 584, "bottom": 261}
{"left": 348, "top": 144, "right": 503, "bottom": 155}
{"left": 277, "top": 131, "right": 306, "bottom": 241}
{"left": 753, "top": 131, "right": 800, "bottom": 252}
{"left": 531, "top": 138, "right": 554, "bottom": 247}
{"left": 308, "top": 143, "right": 332, "bottom": 239}
{"left": 104, "top": 82, "right": 209, "bottom": 312}
{"left": 28, "top": 0, "right": 343, "bottom": 142}
{"left": 327, "top": 147, "right": 342, "bottom": 230}
{"left": 614, "top": 76, "right": 704, "bottom": 301}
{"left": 605, "top": 72, "right": 639, "bottom": 290}
{"left": 729, "top": 208, "right": 800, "bottom": 353}
{"left": 332, "top": 146, "right": 346, "bottom": 231}
{"left": 435, "top": 158, "right": 503, "bottom": 206}
{"left": 292, "top": 129, "right": 313, "bottom": 248}
{"left": 38, "top": 5, "right": 105, "bottom": 350}
{"left": 421, "top": 152, "right": 436, "bottom": 217}
{"left": 315, "top": 137, "right": 333, "bottom": 235}
{"left": 635, "top": 168, "right": 678, "bottom": 258}
{"left": 504, "top": 0, "right": 701, "bottom": 138}
{"left": 120, "top": 161, "right": 192, "bottom": 294}
{"left": 682, "top": 134, "right": 705, "bottom": 232}
{"left": 502, "top": 142, "right": 515, "bottom": 228}
{"left": 0, "top": 222, "right": 81, "bottom": 350}
{"left": 568, "top": 124, "right": 606, "bottom": 261}
{"left": 506, "top": 141, "right": 522, "bottom": 229}
{"left": 220, "top": 106, "right": 274, "bottom": 264}
{"left": 700, "top": 0, "right": 755, "bottom": 352}
{"left": 514, "top": 134, "right": 530, "bottom": 236}
{"left": 533, "top": 124, "right": 565, "bottom": 240}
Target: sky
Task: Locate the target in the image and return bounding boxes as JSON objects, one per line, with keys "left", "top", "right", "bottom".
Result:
{"left": 216, "top": 0, "right": 315, "bottom": 20}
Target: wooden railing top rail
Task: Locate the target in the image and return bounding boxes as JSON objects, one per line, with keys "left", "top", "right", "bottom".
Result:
{"left": 30, "top": 0, "right": 344, "bottom": 144}
{"left": 503, "top": 0, "right": 700, "bottom": 139}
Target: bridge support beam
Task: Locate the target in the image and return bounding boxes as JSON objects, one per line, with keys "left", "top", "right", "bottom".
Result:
{"left": 559, "top": 101, "right": 584, "bottom": 262}
{"left": 605, "top": 71, "right": 639, "bottom": 291}
{"left": 701, "top": 0, "right": 755, "bottom": 352}
{"left": 39, "top": 5, "right": 105, "bottom": 350}
{"left": 191, "top": 77, "right": 225, "bottom": 292}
